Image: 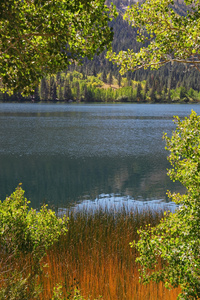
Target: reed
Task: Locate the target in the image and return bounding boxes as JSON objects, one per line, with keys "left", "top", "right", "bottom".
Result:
{"left": 39, "top": 205, "right": 181, "bottom": 299}
{"left": 0, "top": 205, "right": 181, "bottom": 299}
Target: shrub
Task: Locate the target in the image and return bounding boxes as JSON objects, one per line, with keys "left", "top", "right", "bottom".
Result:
{"left": 131, "top": 110, "right": 200, "bottom": 300}
{"left": 0, "top": 185, "right": 69, "bottom": 299}
{"left": 0, "top": 185, "right": 68, "bottom": 255}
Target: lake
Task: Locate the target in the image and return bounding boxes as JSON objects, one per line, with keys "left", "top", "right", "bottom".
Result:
{"left": 0, "top": 103, "right": 199, "bottom": 211}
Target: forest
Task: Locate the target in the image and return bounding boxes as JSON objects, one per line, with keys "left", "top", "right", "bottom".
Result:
{"left": 2, "top": 0, "right": 200, "bottom": 103}
{"left": 3, "top": 69, "right": 200, "bottom": 103}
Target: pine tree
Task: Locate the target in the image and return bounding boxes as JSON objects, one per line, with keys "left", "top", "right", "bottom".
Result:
{"left": 118, "top": 73, "right": 122, "bottom": 87}
{"left": 136, "top": 82, "right": 142, "bottom": 101}
{"left": 180, "top": 86, "right": 187, "bottom": 100}
{"left": 75, "top": 81, "right": 80, "bottom": 101}
{"left": 33, "top": 87, "right": 40, "bottom": 101}
{"left": 58, "top": 85, "right": 63, "bottom": 101}
{"left": 149, "top": 80, "right": 156, "bottom": 102}
{"left": 40, "top": 78, "right": 49, "bottom": 100}
{"left": 144, "top": 81, "right": 149, "bottom": 100}
{"left": 56, "top": 72, "right": 61, "bottom": 85}
{"left": 92, "top": 66, "right": 97, "bottom": 77}
{"left": 63, "top": 80, "right": 72, "bottom": 101}
{"left": 108, "top": 72, "right": 113, "bottom": 86}
{"left": 50, "top": 76, "right": 57, "bottom": 100}
{"left": 101, "top": 70, "right": 107, "bottom": 83}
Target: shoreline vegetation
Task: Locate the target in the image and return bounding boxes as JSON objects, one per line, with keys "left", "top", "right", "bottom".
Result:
{"left": 43, "top": 206, "right": 181, "bottom": 300}
{"left": 1, "top": 70, "right": 200, "bottom": 104}
{"left": 0, "top": 191, "right": 181, "bottom": 299}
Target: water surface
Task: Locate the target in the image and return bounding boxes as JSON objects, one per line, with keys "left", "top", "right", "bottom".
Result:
{"left": 0, "top": 103, "right": 199, "bottom": 210}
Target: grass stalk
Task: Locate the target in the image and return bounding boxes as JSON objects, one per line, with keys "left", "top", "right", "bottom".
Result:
{"left": 1, "top": 205, "right": 181, "bottom": 299}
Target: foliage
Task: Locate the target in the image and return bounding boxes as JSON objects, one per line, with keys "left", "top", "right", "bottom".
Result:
{"left": 0, "top": 268, "right": 41, "bottom": 300}
{"left": 52, "top": 284, "right": 102, "bottom": 300}
{"left": 0, "top": 0, "right": 116, "bottom": 94}
{"left": 2, "top": 1, "right": 200, "bottom": 98}
{"left": 0, "top": 185, "right": 68, "bottom": 255}
{"left": 131, "top": 110, "right": 200, "bottom": 299}
{"left": 107, "top": 0, "right": 200, "bottom": 74}
{"left": 1, "top": 204, "right": 179, "bottom": 299}
{"left": 0, "top": 185, "right": 69, "bottom": 299}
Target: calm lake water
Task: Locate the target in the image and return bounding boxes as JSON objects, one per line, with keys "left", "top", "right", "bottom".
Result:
{"left": 0, "top": 103, "right": 199, "bottom": 210}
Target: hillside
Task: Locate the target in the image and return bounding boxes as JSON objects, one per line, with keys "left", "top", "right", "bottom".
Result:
{"left": 71, "top": 0, "right": 200, "bottom": 93}
{"left": 75, "top": 0, "right": 200, "bottom": 87}
{"left": 2, "top": 0, "right": 200, "bottom": 102}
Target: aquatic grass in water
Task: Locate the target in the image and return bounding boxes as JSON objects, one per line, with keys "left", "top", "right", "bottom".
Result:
{"left": 39, "top": 206, "right": 180, "bottom": 299}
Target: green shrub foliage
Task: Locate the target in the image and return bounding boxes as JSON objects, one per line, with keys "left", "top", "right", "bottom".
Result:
{"left": 131, "top": 110, "right": 200, "bottom": 299}
{"left": 0, "top": 185, "right": 68, "bottom": 255}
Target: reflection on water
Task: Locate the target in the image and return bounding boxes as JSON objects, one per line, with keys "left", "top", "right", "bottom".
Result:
{"left": 62, "top": 193, "right": 178, "bottom": 215}
{"left": 0, "top": 103, "right": 199, "bottom": 209}
{"left": 0, "top": 154, "right": 183, "bottom": 209}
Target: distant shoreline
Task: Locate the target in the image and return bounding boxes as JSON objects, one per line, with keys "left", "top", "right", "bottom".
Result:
{"left": 1, "top": 99, "right": 200, "bottom": 104}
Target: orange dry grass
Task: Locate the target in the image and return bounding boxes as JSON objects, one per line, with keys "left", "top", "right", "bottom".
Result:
{"left": 38, "top": 207, "right": 181, "bottom": 300}
{"left": 0, "top": 207, "right": 181, "bottom": 299}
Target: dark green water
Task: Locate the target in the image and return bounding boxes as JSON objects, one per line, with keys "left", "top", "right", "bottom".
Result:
{"left": 0, "top": 103, "right": 199, "bottom": 210}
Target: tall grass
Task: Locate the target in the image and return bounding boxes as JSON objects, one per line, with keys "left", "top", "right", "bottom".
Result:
{"left": 38, "top": 205, "right": 181, "bottom": 300}
{"left": 0, "top": 205, "right": 181, "bottom": 299}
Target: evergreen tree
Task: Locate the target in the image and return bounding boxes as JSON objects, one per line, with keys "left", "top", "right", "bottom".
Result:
{"left": 63, "top": 80, "right": 72, "bottom": 101}
{"left": 56, "top": 72, "right": 61, "bottom": 85}
{"left": 92, "top": 66, "right": 97, "bottom": 77}
{"left": 33, "top": 87, "right": 40, "bottom": 101}
{"left": 118, "top": 73, "right": 122, "bottom": 87}
{"left": 108, "top": 72, "right": 113, "bottom": 86}
{"left": 50, "top": 76, "right": 57, "bottom": 100}
{"left": 149, "top": 80, "right": 156, "bottom": 102}
{"left": 155, "top": 78, "right": 162, "bottom": 98}
{"left": 58, "top": 85, "right": 63, "bottom": 101}
{"left": 83, "top": 85, "right": 88, "bottom": 101}
{"left": 136, "top": 83, "right": 142, "bottom": 101}
{"left": 180, "top": 86, "right": 187, "bottom": 100}
{"left": 40, "top": 78, "right": 49, "bottom": 100}
{"left": 164, "top": 83, "right": 168, "bottom": 95}
{"left": 86, "top": 87, "right": 95, "bottom": 102}
{"left": 144, "top": 81, "right": 149, "bottom": 100}
{"left": 101, "top": 70, "right": 107, "bottom": 83}
{"left": 75, "top": 82, "right": 80, "bottom": 101}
